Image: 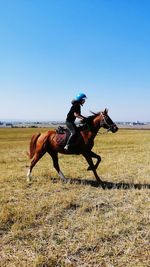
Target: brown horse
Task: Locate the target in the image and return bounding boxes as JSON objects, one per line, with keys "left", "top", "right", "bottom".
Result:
{"left": 27, "top": 109, "right": 118, "bottom": 186}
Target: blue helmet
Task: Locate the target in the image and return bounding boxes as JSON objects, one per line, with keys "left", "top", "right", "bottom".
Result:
{"left": 75, "top": 92, "right": 87, "bottom": 101}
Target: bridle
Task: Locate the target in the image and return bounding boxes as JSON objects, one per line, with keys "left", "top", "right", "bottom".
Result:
{"left": 84, "top": 111, "right": 117, "bottom": 135}
{"left": 99, "top": 112, "right": 116, "bottom": 132}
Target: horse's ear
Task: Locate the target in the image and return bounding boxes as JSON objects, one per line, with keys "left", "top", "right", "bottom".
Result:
{"left": 104, "top": 108, "right": 108, "bottom": 114}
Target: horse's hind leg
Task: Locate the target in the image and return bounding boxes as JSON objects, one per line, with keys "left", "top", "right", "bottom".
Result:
{"left": 47, "top": 150, "right": 67, "bottom": 182}
{"left": 27, "top": 150, "right": 46, "bottom": 182}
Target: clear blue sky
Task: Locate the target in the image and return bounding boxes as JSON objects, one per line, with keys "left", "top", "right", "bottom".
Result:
{"left": 0, "top": 0, "right": 150, "bottom": 122}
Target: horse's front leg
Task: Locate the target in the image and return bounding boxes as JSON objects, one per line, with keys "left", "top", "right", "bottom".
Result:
{"left": 82, "top": 152, "right": 103, "bottom": 185}
{"left": 87, "top": 151, "right": 101, "bottom": 170}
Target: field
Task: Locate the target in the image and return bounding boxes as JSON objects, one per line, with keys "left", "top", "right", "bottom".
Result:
{"left": 0, "top": 127, "right": 150, "bottom": 267}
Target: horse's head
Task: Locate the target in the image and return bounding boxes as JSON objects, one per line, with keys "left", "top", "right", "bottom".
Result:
{"left": 91, "top": 108, "right": 118, "bottom": 133}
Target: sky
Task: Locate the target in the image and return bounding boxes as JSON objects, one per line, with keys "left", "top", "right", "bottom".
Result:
{"left": 0, "top": 0, "right": 150, "bottom": 122}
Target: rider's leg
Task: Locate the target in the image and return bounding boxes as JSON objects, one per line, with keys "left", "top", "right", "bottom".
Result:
{"left": 64, "top": 121, "right": 76, "bottom": 149}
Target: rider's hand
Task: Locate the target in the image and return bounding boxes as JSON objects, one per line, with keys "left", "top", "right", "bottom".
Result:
{"left": 82, "top": 117, "right": 88, "bottom": 124}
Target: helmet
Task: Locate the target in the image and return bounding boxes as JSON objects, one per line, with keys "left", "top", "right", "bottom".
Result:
{"left": 75, "top": 92, "right": 87, "bottom": 101}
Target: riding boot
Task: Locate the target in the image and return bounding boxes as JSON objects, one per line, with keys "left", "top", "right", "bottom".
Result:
{"left": 64, "top": 134, "right": 76, "bottom": 150}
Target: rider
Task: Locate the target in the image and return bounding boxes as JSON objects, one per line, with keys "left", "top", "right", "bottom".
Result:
{"left": 64, "top": 92, "right": 87, "bottom": 150}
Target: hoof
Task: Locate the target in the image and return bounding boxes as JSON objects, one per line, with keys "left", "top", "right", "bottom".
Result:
{"left": 27, "top": 176, "right": 32, "bottom": 183}
{"left": 99, "top": 181, "right": 106, "bottom": 189}
{"left": 61, "top": 178, "right": 68, "bottom": 183}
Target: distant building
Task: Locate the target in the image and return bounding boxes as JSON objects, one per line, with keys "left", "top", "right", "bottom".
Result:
{"left": 6, "top": 123, "right": 13, "bottom": 127}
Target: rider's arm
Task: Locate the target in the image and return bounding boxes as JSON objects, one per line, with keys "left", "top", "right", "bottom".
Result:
{"left": 74, "top": 112, "right": 85, "bottom": 120}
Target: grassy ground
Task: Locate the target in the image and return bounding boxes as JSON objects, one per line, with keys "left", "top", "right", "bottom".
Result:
{"left": 0, "top": 127, "right": 150, "bottom": 267}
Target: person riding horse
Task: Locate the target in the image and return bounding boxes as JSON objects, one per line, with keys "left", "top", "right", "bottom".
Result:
{"left": 64, "top": 92, "right": 87, "bottom": 150}
{"left": 27, "top": 108, "right": 118, "bottom": 185}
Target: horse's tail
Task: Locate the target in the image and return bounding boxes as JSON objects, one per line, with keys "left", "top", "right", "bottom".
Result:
{"left": 28, "top": 133, "right": 41, "bottom": 159}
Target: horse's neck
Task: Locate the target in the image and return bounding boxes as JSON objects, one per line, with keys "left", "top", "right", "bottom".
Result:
{"left": 90, "top": 125, "right": 100, "bottom": 139}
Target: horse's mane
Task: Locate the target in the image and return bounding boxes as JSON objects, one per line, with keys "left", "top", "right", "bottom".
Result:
{"left": 81, "top": 109, "right": 108, "bottom": 125}
{"left": 80, "top": 111, "right": 102, "bottom": 125}
{"left": 87, "top": 111, "right": 101, "bottom": 120}
{"left": 87, "top": 109, "right": 108, "bottom": 119}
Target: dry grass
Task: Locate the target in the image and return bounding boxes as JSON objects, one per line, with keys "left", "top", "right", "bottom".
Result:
{"left": 0, "top": 128, "right": 150, "bottom": 267}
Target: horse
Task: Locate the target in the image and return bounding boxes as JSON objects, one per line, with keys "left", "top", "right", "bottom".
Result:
{"left": 27, "top": 108, "right": 118, "bottom": 186}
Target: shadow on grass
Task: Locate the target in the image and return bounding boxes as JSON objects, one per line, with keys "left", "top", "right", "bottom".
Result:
{"left": 50, "top": 177, "right": 150, "bottom": 190}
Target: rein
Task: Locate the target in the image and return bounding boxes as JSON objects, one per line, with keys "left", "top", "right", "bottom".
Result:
{"left": 98, "top": 129, "right": 109, "bottom": 135}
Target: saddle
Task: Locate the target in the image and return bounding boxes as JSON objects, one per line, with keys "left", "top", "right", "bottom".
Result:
{"left": 55, "top": 124, "right": 87, "bottom": 147}
{"left": 55, "top": 126, "right": 70, "bottom": 146}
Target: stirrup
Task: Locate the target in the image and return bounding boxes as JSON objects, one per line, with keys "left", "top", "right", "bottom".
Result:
{"left": 64, "top": 145, "right": 69, "bottom": 150}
